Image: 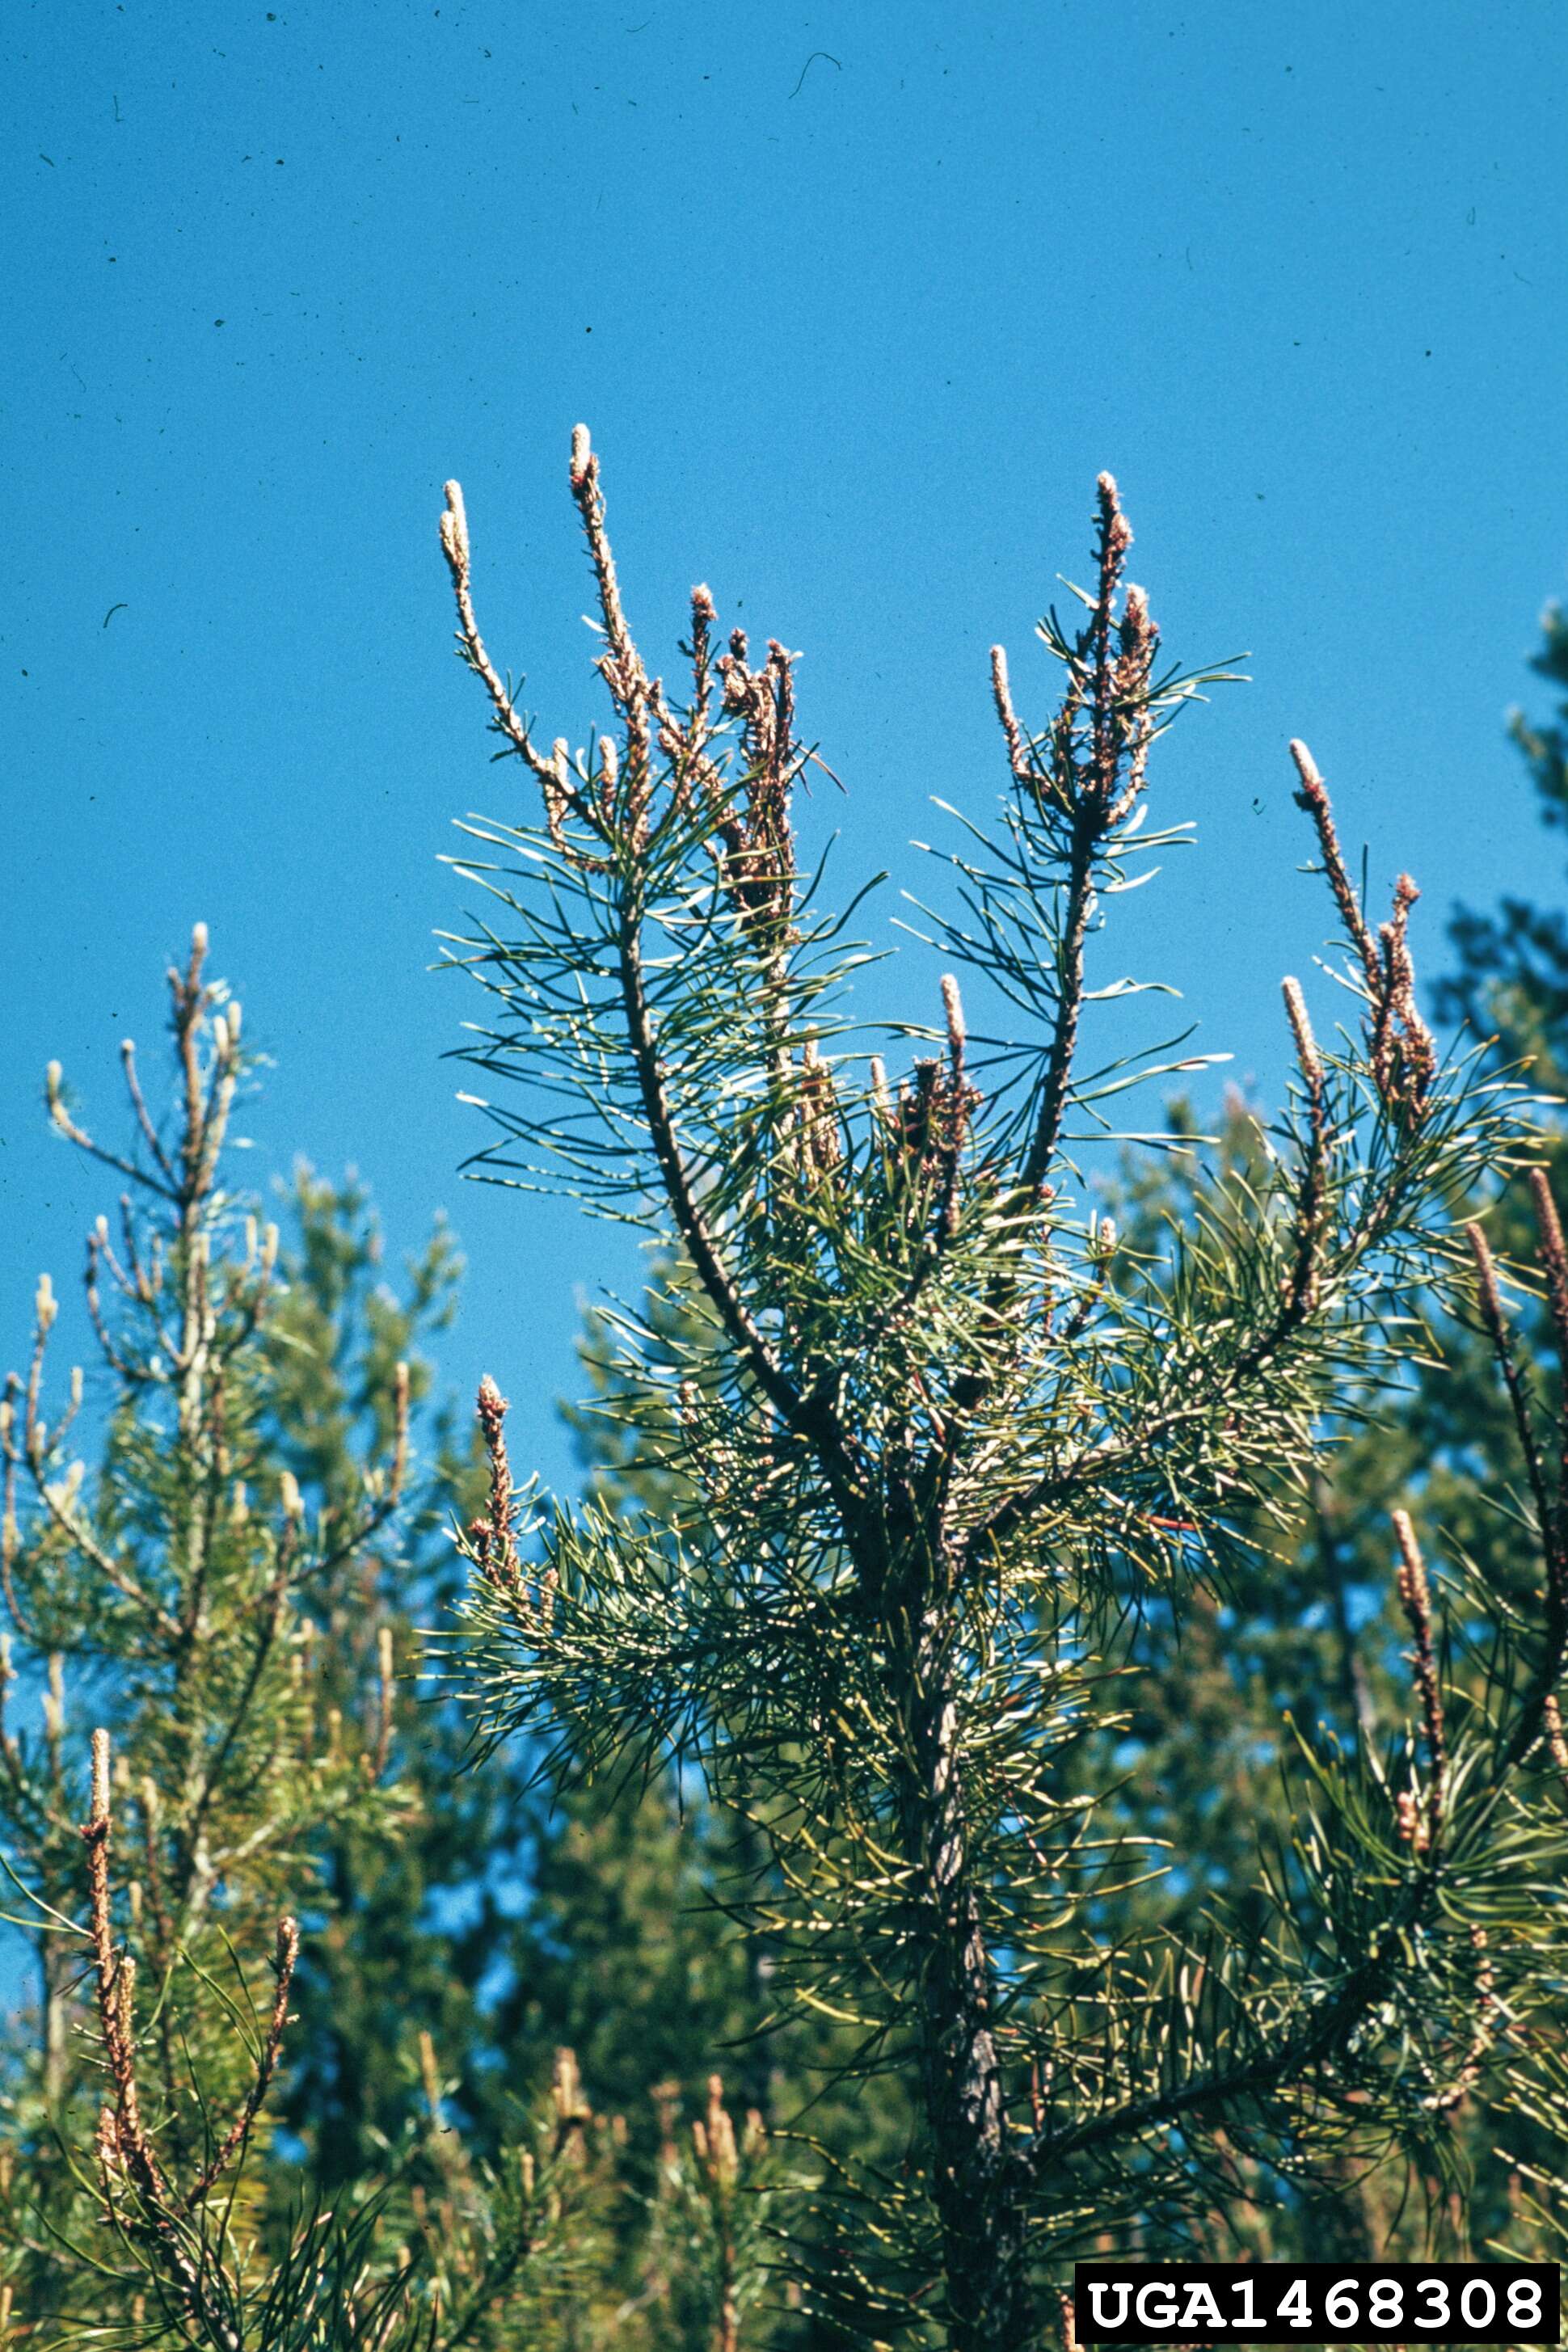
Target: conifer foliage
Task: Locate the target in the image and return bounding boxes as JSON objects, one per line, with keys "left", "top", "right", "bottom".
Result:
{"left": 1442, "top": 595, "right": 1568, "bottom": 1083}
{"left": 0, "top": 933, "right": 413, "bottom": 2337}
{"left": 439, "top": 431, "right": 1562, "bottom": 2345}
{"left": 3, "top": 451, "right": 1566, "bottom": 2350}
{"left": 0, "top": 939, "right": 779, "bottom": 2349}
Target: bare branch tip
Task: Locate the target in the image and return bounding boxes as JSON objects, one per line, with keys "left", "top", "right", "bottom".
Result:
{"left": 1280, "top": 975, "right": 1321, "bottom": 1085}
{"left": 90, "top": 1726, "right": 111, "bottom": 1826}
{"left": 1466, "top": 1218, "right": 1507, "bottom": 1333}
{"left": 440, "top": 479, "right": 470, "bottom": 572}
{"left": 940, "top": 972, "right": 967, "bottom": 1054}
{"left": 1529, "top": 1164, "right": 1565, "bottom": 1241}
{"left": 1392, "top": 1507, "right": 1431, "bottom": 1619}
{"left": 1288, "top": 738, "right": 1322, "bottom": 792}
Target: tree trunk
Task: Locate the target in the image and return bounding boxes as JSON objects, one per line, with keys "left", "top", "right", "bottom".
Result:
{"left": 900, "top": 1593, "right": 1035, "bottom": 2350}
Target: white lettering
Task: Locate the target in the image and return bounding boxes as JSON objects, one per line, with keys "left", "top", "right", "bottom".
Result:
{"left": 1278, "top": 2278, "right": 1312, "bottom": 2331}
{"left": 1231, "top": 2276, "right": 1266, "bottom": 2331}
{"left": 1136, "top": 2283, "right": 1178, "bottom": 2330}
{"left": 1178, "top": 2284, "right": 1226, "bottom": 2332}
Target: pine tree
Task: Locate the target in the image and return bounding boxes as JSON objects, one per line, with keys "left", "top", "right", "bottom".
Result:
{"left": 255, "top": 1165, "right": 525, "bottom": 2191}
{"left": 1442, "top": 594, "right": 1568, "bottom": 1085}
{"left": 0, "top": 930, "right": 412, "bottom": 2335}
{"left": 0, "top": 938, "right": 779, "bottom": 2350}
{"left": 436, "top": 429, "right": 1564, "bottom": 2345}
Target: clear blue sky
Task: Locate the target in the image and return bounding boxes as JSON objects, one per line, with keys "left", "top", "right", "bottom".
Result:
{"left": 3, "top": 0, "right": 1566, "bottom": 1504}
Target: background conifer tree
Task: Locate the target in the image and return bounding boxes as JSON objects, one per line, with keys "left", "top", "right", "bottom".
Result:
{"left": 1443, "top": 597, "right": 1568, "bottom": 1088}
{"left": 0, "top": 939, "right": 780, "bottom": 2350}
{"left": 0, "top": 931, "right": 415, "bottom": 2333}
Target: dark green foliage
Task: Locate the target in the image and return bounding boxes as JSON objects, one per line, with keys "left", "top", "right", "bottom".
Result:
{"left": 259, "top": 1165, "right": 526, "bottom": 2189}
{"left": 1440, "top": 598, "right": 1568, "bottom": 1084}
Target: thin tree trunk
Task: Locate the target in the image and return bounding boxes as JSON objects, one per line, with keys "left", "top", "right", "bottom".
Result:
{"left": 899, "top": 1592, "right": 1034, "bottom": 2350}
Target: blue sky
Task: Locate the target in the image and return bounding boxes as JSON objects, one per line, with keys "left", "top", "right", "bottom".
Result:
{"left": 2, "top": 0, "right": 1566, "bottom": 1506}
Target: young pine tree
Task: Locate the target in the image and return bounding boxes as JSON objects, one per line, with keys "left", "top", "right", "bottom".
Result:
{"left": 438, "top": 432, "right": 1565, "bottom": 2346}
{"left": 0, "top": 938, "right": 785, "bottom": 2350}
{"left": 0, "top": 932, "right": 411, "bottom": 2337}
